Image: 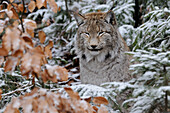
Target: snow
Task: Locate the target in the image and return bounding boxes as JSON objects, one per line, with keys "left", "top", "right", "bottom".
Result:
{"left": 55, "top": 71, "right": 60, "bottom": 80}
{"left": 159, "top": 86, "right": 170, "bottom": 92}
{"left": 0, "top": 80, "right": 5, "bottom": 87}
{"left": 12, "top": 98, "right": 21, "bottom": 108}
{"left": 66, "top": 21, "right": 77, "bottom": 32}
{"left": 70, "top": 68, "right": 77, "bottom": 72}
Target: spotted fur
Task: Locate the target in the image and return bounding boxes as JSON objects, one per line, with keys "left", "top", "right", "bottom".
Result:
{"left": 74, "top": 11, "right": 132, "bottom": 85}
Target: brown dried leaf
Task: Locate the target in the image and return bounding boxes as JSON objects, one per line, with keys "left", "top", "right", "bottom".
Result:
{"left": 44, "top": 65, "right": 58, "bottom": 83}
{"left": 6, "top": 10, "right": 13, "bottom": 19}
{"left": 4, "top": 104, "right": 15, "bottom": 113}
{"left": 47, "top": 0, "right": 58, "bottom": 13}
{"left": 47, "top": 40, "right": 53, "bottom": 48}
{"left": 4, "top": 56, "right": 19, "bottom": 72}
{"left": 12, "top": 3, "right": 19, "bottom": 12}
{"left": 0, "top": 20, "right": 5, "bottom": 25}
{"left": 55, "top": 66, "right": 68, "bottom": 81}
{"left": 26, "top": 28, "right": 34, "bottom": 37}
{"left": 0, "top": 48, "right": 8, "bottom": 56}
{"left": 2, "top": 28, "right": 21, "bottom": 51}
{"left": 4, "top": 88, "right": 98, "bottom": 113}
{"left": 0, "top": 12, "right": 5, "bottom": 19}
{"left": 45, "top": 65, "right": 68, "bottom": 82}
{"left": 21, "top": 52, "right": 32, "bottom": 75}
{"left": 22, "top": 33, "right": 34, "bottom": 47}
{"left": 10, "top": 28, "right": 21, "bottom": 51}
{"left": 93, "top": 106, "right": 98, "bottom": 112}
{"left": 97, "top": 105, "right": 108, "bottom": 113}
{"left": 12, "top": 20, "right": 19, "bottom": 27}
{"left": 0, "top": 89, "right": 2, "bottom": 100}
{"left": 24, "top": 20, "right": 37, "bottom": 30}
{"left": 0, "top": 89, "right": 2, "bottom": 94}
{"left": 38, "top": 30, "right": 46, "bottom": 43}
{"left": 22, "top": 99, "right": 33, "bottom": 113}
{"left": 3, "top": 28, "right": 21, "bottom": 52}
{"left": 45, "top": 40, "right": 53, "bottom": 58}
{"left": 0, "top": 57, "right": 4, "bottom": 66}
{"left": 0, "top": 27, "right": 3, "bottom": 34}
{"left": 7, "top": 4, "right": 12, "bottom": 11}
{"left": 21, "top": 47, "right": 45, "bottom": 76}
{"left": 41, "top": 69, "right": 48, "bottom": 83}
{"left": 43, "top": 0, "right": 47, "bottom": 8}
{"left": 10, "top": 0, "right": 14, "bottom": 2}
{"left": 2, "top": 33, "right": 11, "bottom": 52}
{"left": 32, "top": 98, "right": 39, "bottom": 112}
{"left": 93, "top": 97, "right": 109, "bottom": 105}
{"left": 11, "top": 8, "right": 19, "bottom": 19}
{"left": 31, "top": 54, "right": 42, "bottom": 74}
{"left": 28, "top": 0, "right": 36, "bottom": 12}
{"left": 36, "top": 0, "right": 45, "bottom": 9}
{"left": 24, "top": 20, "right": 37, "bottom": 37}
{"left": 83, "top": 97, "right": 91, "bottom": 103}
{"left": 0, "top": 5, "right": 3, "bottom": 10}
{"left": 64, "top": 87, "right": 80, "bottom": 100}
{"left": 0, "top": 20, "right": 5, "bottom": 33}
{"left": 12, "top": 49, "right": 23, "bottom": 58}
{"left": 18, "top": 4, "right": 24, "bottom": 12}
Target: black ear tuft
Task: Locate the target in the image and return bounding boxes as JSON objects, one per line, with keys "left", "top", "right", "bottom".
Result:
{"left": 104, "top": 11, "right": 117, "bottom": 25}
{"left": 73, "top": 12, "right": 85, "bottom": 26}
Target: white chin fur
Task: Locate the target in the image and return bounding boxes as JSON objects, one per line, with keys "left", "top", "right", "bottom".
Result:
{"left": 89, "top": 51, "right": 100, "bottom": 55}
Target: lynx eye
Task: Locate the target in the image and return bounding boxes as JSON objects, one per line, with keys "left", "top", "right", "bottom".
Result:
{"left": 98, "top": 31, "right": 104, "bottom": 36}
{"left": 84, "top": 32, "right": 90, "bottom": 36}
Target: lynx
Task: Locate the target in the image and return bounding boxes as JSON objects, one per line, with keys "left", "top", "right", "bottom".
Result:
{"left": 74, "top": 10, "right": 132, "bottom": 85}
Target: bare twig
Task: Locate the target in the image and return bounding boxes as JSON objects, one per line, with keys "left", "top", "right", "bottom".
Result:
{"left": 64, "top": 0, "right": 71, "bottom": 22}
{"left": 20, "top": 0, "right": 26, "bottom": 32}
{"left": 163, "top": 65, "right": 168, "bottom": 112}
{"left": 1, "top": 84, "right": 33, "bottom": 96}
{"left": 7, "top": 0, "right": 25, "bottom": 32}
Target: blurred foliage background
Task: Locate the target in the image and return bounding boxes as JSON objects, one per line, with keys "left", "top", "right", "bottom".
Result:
{"left": 0, "top": 0, "right": 169, "bottom": 112}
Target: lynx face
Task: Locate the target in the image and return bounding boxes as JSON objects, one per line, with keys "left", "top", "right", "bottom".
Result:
{"left": 74, "top": 11, "right": 120, "bottom": 61}
{"left": 79, "top": 19, "right": 114, "bottom": 55}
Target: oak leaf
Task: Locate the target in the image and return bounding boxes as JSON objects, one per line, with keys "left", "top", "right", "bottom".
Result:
{"left": 21, "top": 47, "right": 45, "bottom": 76}
{"left": 64, "top": 87, "right": 80, "bottom": 100}
{"left": 0, "top": 20, "right": 5, "bottom": 34}
{"left": 36, "top": 0, "right": 45, "bottom": 9}
{"left": 18, "top": 4, "right": 24, "bottom": 12}
{"left": 0, "top": 48, "right": 8, "bottom": 56}
{"left": 24, "top": 19, "right": 37, "bottom": 37}
{"left": 6, "top": 10, "right": 13, "bottom": 19}
{"left": 47, "top": 0, "right": 58, "bottom": 13}
{"left": 45, "top": 65, "right": 68, "bottom": 82}
{"left": 45, "top": 40, "right": 53, "bottom": 58}
{"left": 38, "top": 30, "right": 46, "bottom": 44}
{"left": 0, "top": 11, "right": 5, "bottom": 19}
{"left": 97, "top": 105, "right": 108, "bottom": 113}
{"left": 11, "top": 8, "right": 19, "bottom": 19}
{"left": 4, "top": 56, "right": 19, "bottom": 72}
{"left": 2, "top": 28, "right": 21, "bottom": 52}
{"left": 0, "top": 89, "right": 2, "bottom": 100}
{"left": 10, "top": 0, "right": 14, "bottom": 3}
{"left": 21, "top": 33, "right": 34, "bottom": 47}
{"left": 0, "top": 57, "right": 4, "bottom": 66}
{"left": 20, "top": 52, "right": 32, "bottom": 76}
{"left": 28, "top": 0, "right": 36, "bottom": 12}
{"left": 93, "top": 97, "right": 109, "bottom": 105}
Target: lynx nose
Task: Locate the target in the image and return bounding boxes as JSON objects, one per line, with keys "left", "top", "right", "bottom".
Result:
{"left": 91, "top": 45, "right": 97, "bottom": 49}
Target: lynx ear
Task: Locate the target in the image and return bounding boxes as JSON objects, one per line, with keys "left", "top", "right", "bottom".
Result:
{"left": 104, "top": 10, "right": 117, "bottom": 25}
{"left": 74, "top": 13, "right": 85, "bottom": 26}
